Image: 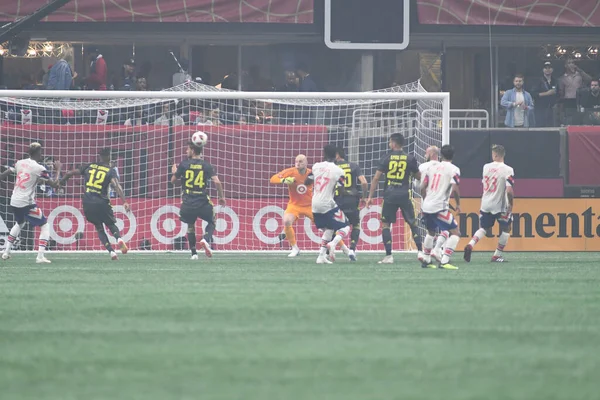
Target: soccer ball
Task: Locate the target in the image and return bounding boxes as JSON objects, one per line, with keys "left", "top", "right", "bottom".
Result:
{"left": 191, "top": 131, "right": 208, "bottom": 147}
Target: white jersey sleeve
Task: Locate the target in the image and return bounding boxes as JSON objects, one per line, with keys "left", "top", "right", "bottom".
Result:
{"left": 480, "top": 162, "right": 515, "bottom": 214}
{"left": 10, "top": 159, "right": 49, "bottom": 208}
{"left": 421, "top": 162, "right": 460, "bottom": 214}
{"left": 311, "top": 161, "right": 345, "bottom": 213}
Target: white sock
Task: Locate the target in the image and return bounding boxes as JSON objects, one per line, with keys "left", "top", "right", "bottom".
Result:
{"left": 423, "top": 234, "right": 434, "bottom": 255}
{"left": 319, "top": 229, "right": 334, "bottom": 256}
{"left": 38, "top": 223, "right": 50, "bottom": 257}
{"left": 5, "top": 223, "right": 24, "bottom": 252}
{"left": 330, "top": 226, "right": 350, "bottom": 249}
{"left": 468, "top": 228, "right": 486, "bottom": 248}
{"left": 494, "top": 232, "right": 510, "bottom": 257}
{"left": 434, "top": 231, "right": 448, "bottom": 252}
{"left": 441, "top": 234, "right": 460, "bottom": 264}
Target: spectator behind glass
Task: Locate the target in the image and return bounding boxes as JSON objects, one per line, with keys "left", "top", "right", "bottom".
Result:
{"left": 501, "top": 74, "right": 534, "bottom": 128}
{"left": 84, "top": 47, "right": 107, "bottom": 90}
{"left": 120, "top": 58, "right": 136, "bottom": 91}
{"left": 296, "top": 63, "right": 318, "bottom": 92}
{"left": 580, "top": 79, "right": 600, "bottom": 125}
{"left": 559, "top": 58, "right": 591, "bottom": 124}
{"left": 530, "top": 61, "right": 558, "bottom": 127}
{"left": 154, "top": 102, "right": 184, "bottom": 126}
{"left": 47, "top": 47, "right": 76, "bottom": 90}
{"left": 281, "top": 71, "right": 299, "bottom": 91}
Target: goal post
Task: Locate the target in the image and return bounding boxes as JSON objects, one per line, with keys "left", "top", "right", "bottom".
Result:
{"left": 0, "top": 85, "right": 449, "bottom": 253}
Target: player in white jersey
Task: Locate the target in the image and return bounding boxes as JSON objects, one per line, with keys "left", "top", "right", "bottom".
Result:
{"left": 420, "top": 145, "right": 461, "bottom": 270}
{"left": 417, "top": 146, "right": 450, "bottom": 262}
{"left": 464, "top": 144, "right": 515, "bottom": 263}
{"left": 0, "top": 143, "right": 62, "bottom": 263}
{"left": 308, "top": 145, "right": 351, "bottom": 264}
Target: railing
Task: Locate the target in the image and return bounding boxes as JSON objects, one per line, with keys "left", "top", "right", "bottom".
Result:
{"left": 423, "top": 109, "right": 489, "bottom": 129}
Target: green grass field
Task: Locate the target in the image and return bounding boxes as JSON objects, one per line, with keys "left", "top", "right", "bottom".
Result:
{"left": 1, "top": 252, "right": 599, "bottom": 400}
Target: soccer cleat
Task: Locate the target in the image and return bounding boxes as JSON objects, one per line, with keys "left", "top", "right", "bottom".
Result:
{"left": 288, "top": 246, "right": 300, "bottom": 258}
{"left": 199, "top": 239, "right": 213, "bottom": 258}
{"left": 463, "top": 245, "right": 473, "bottom": 262}
{"left": 36, "top": 256, "right": 51, "bottom": 264}
{"left": 417, "top": 251, "right": 425, "bottom": 263}
{"left": 110, "top": 251, "right": 118, "bottom": 261}
{"left": 421, "top": 261, "right": 437, "bottom": 269}
{"left": 378, "top": 255, "right": 394, "bottom": 264}
{"left": 118, "top": 239, "right": 128, "bottom": 254}
{"left": 348, "top": 250, "right": 357, "bottom": 262}
{"left": 1, "top": 252, "right": 10, "bottom": 260}
{"left": 190, "top": 254, "right": 199, "bottom": 260}
{"left": 316, "top": 255, "right": 332, "bottom": 264}
{"left": 326, "top": 244, "right": 335, "bottom": 262}
{"left": 491, "top": 256, "right": 507, "bottom": 263}
{"left": 439, "top": 263, "right": 458, "bottom": 270}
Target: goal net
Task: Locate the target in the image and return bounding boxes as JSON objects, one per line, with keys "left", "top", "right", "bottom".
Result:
{"left": 0, "top": 83, "right": 448, "bottom": 253}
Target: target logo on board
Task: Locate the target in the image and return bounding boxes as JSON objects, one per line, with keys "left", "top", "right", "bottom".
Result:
{"left": 202, "top": 205, "right": 239, "bottom": 245}
{"left": 252, "top": 205, "right": 285, "bottom": 244}
{"left": 150, "top": 205, "right": 188, "bottom": 244}
{"left": 359, "top": 206, "right": 383, "bottom": 244}
{"left": 105, "top": 205, "right": 137, "bottom": 244}
{"left": 303, "top": 217, "right": 322, "bottom": 244}
{"left": 48, "top": 205, "right": 85, "bottom": 244}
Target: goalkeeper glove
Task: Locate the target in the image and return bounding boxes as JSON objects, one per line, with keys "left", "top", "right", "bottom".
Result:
{"left": 281, "top": 177, "right": 295, "bottom": 185}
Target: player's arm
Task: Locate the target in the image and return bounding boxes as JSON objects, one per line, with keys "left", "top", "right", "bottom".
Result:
{"left": 451, "top": 172, "right": 461, "bottom": 213}
{"left": 420, "top": 173, "right": 429, "bottom": 200}
{"left": 170, "top": 162, "right": 184, "bottom": 186}
{"left": 0, "top": 166, "right": 15, "bottom": 181}
{"left": 304, "top": 171, "right": 314, "bottom": 186}
{"left": 110, "top": 177, "right": 131, "bottom": 212}
{"left": 212, "top": 175, "right": 226, "bottom": 205}
{"left": 358, "top": 174, "right": 368, "bottom": 205}
{"left": 366, "top": 170, "right": 383, "bottom": 208}
{"left": 59, "top": 168, "right": 82, "bottom": 186}
{"left": 506, "top": 175, "right": 515, "bottom": 213}
{"left": 270, "top": 169, "right": 295, "bottom": 185}
{"left": 42, "top": 161, "right": 62, "bottom": 189}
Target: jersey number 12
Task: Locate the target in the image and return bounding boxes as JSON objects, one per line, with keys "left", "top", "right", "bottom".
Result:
{"left": 86, "top": 169, "right": 107, "bottom": 189}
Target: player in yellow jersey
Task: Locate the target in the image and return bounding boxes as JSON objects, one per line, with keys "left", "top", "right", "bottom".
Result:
{"left": 270, "top": 154, "right": 313, "bottom": 257}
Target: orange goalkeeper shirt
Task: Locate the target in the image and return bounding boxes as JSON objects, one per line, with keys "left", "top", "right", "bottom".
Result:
{"left": 270, "top": 167, "right": 313, "bottom": 207}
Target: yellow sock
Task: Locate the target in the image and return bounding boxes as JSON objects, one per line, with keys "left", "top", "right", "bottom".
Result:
{"left": 284, "top": 226, "right": 296, "bottom": 247}
{"left": 338, "top": 239, "right": 346, "bottom": 249}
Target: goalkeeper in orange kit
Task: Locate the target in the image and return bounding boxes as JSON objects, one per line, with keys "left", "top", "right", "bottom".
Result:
{"left": 270, "top": 154, "right": 315, "bottom": 257}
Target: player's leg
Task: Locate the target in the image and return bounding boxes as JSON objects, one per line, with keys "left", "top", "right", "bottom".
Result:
{"left": 492, "top": 214, "right": 512, "bottom": 262}
{"left": 179, "top": 205, "right": 199, "bottom": 260}
{"left": 398, "top": 195, "right": 424, "bottom": 258}
{"left": 433, "top": 231, "right": 449, "bottom": 261}
{"left": 83, "top": 201, "right": 118, "bottom": 259}
{"left": 198, "top": 204, "right": 215, "bottom": 258}
{"left": 421, "top": 214, "right": 439, "bottom": 268}
{"left": 464, "top": 212, "right": 493, "bottom": 262}
{"left": 379, "top": 200, "right": 398, "bottom": 263}
{"left": 94, "top": 222, "right": 119, "bottom": 259}
{"left": 325, "top": 208, "right": 350, "bottom": 262}
{"left": 343, "top": 208, "right": 360, "bottom": 261}
{"left": 22, "top": 206, "right": 52, "bottom": 263}
{"left": 103, "top": 203, "right": 128, "bottom": 254}
{"left": 314, "top": 213, "right": 333, "bottom": 264}
{"left": 2, "top": 207, "right": 26, "bottom": 260}
{"left": 283, "top": 206, "right": 300, "bottom": 257}
{"left": 437, "top": 212, "right": 460, "bottom": 270}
